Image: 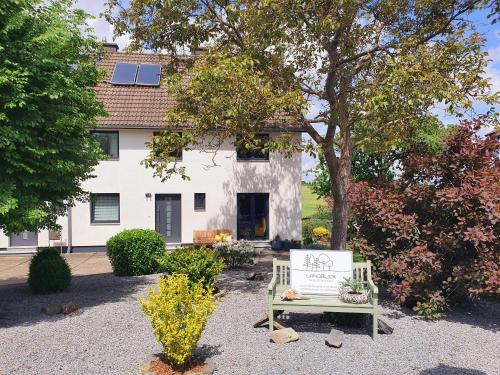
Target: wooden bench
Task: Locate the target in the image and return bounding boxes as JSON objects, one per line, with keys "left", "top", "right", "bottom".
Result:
{"left": 193, "top": 229, "right": 232, "bottom": 246}
{"left": 268, "top": 258, "right": 379, "bottom": 339}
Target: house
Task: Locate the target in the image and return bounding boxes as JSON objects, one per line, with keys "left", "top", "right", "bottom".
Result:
{"left": 0, "top": 43, "right": 303, "bottom": 253}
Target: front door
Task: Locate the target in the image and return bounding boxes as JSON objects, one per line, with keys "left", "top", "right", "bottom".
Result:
{"left": 237, "top": 193, "right": 269, "bottom": 240}
{"left": 10, "top": 231, "right": 38, "bottom": 247}
{"left": 155, "top": 194, "right": 182, "bottom": 243}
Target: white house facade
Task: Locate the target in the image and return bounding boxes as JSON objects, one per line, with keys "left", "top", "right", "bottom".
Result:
{"left": 0, "top": 44, "right": 302, "bottom": 252}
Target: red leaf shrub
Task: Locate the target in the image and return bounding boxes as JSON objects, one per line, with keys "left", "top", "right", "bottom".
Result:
{"left": 348, "top": 117, "right": 500, "bottom": 319}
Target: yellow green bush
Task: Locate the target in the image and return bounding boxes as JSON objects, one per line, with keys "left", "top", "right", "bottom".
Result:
{"left": 139, "top": 274, "right": 217, "bottom": 368}
{"left": 312, "top": 226, "right": 330, "bottom": 244}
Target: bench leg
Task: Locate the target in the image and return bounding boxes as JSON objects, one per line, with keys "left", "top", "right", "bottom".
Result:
{"left": 372, "top": 313, "right": 378, "bottom": 340}
{"left": 269, "top": 308, "right": 274, "bottom": 332}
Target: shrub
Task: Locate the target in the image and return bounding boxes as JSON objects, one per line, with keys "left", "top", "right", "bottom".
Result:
{"left": 140, "top": 274, "right": 216, "bottom": 368}
{"left": 312, "top": 226, "right": 330, "bottom": 244}
{"left": 157, "top": 247, "right": 224, "bottom": 289}
{"left": 348, "top": 118, "right": 500, "bottom": 319}
{"left": 213, "top": 240, "right": 256, "bottom": 268}
{"left": 302, "top": 218, "right": 331, "bottom": 245}
{"left": 28, "top": 248, "right": 71, "bottom": 294}
{"left": 106, "top": 229, "right": 166, "bottom": 276}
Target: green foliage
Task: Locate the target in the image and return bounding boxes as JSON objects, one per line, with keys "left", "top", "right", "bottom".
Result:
{"left": 28, "top": 247, "right": 71, "bottom": 294}
{"left": 106, "top": 0, "right": 496, "bottom": 250}
{"left": 212, "top": 240, "right": 256, "bottom": 268}
{"left": 339, "top": 277, "right": 365, "bottom": 294}
{"left": 312, "top": 226, "right": 330, "bottom": 244}
{"left": 310, "top": 119, "right": 448, "bottom": 197}
{"left": 140, "top": 274, "right": 217, "bottom": 368}
{"left": 302, "top": 219, "right": 331, "bottom": 245}
{"left": 413, "top": 291, "right": 447, "bottom": 320}
{"left": 0, "top": 0, "right": 106, "bottom": 233}
{"left": 106, "top": 229, "right": 166, "bottom": 276}
{"left": 157, "top": 247, "right": 224, "bottom": 289}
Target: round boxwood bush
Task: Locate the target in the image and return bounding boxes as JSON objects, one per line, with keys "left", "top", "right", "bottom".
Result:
{"left": 106, "top": 229, "right": 166, "bottom": 276}
{"left": 28, "top": 247, "right": 71, "bottom": 294}
{"left": 157, "top": 246, "right": 224, "bottom": 289}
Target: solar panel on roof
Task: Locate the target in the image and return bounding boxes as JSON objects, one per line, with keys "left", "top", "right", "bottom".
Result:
{"left": 136, "top": 64, "right": 161, "bottom": 86}
{"left": 111, "top": 63, "right": 138, "bottom": 85}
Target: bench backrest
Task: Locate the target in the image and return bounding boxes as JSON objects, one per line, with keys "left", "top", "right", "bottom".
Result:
{"left": 273, "top": 258, "right": 372, "bottom": 288}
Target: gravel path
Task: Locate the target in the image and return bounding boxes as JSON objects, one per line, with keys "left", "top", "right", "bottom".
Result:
{"left": 1, "top": 266, "right": 499, "bottom": 375}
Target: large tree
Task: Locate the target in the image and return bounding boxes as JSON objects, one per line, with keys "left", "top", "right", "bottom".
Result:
{"left": 106, "top": 0, "right": 496, "bottom": 249}
{"left": 0, "top": 0, "right": 106, "bottom": 233}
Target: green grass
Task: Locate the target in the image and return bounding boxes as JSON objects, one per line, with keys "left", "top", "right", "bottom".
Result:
{"left": 301, "top": 183, "right": 327, "bottom": 219}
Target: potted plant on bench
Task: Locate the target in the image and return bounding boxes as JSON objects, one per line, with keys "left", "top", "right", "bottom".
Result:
{"left": 339, "top": 278, "right": 369, "bottom": 304}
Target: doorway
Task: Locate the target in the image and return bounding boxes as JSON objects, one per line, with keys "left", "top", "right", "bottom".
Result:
{"left": 237, "top": 193, "right": 269, "bottom": 240}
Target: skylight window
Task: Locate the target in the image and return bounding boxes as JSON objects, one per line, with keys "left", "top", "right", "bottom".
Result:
{"left": 136, "top": 64, "right": 161, "bottom": 86}
{"left": 110, "top": 63, "right": 161, "bottom": 86}
{"left": 110, "top": 63, "right": 138, "bottom": 85}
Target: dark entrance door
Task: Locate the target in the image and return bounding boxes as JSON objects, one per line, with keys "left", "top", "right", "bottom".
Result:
{"left": 155, "top": 194, "right": 182, "bottom": 243}
{"left": 10, "top": 231, "right": 38, "bottom": 247}
{"left": 237, "top": 193, "right": 269, "bottom": 240}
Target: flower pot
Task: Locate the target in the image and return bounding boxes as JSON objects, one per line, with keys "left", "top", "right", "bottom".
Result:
{"left": 340, "top": 290, "right": 369, "bottom": 304}
{"left": 271, "top": 240, "right": 283, "bottom": 251}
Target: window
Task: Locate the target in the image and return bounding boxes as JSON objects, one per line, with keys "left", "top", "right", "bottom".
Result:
{"left": 153, "top": 131, "right": 182, "bottom": 160}
{"left": 111, "top": 63, "right": 161, "bottom": 86}
{"left": 90, "top": 194, "right": 120, "bottom": 224}
{"left": 194, "top": 193, "right": 206, "bottom": 211}
{"left": 236, "top": 134, "right": 269, "bottom": 161}
{"left": 92, "top": 131, "right": 119, "bottom": 159}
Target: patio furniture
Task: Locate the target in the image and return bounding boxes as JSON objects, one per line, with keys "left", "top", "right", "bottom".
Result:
{"left": 267, "top": 258, "right": 379, "bottom": 339}
{"left": 193, "top": 229, "right": 232, "bottom": 246}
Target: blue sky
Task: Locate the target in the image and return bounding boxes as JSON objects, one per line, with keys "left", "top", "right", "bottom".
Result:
{"left": 77, "top": 2, "right": 499, "bottom": 181}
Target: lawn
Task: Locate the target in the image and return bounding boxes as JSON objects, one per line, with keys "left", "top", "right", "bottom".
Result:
{"left": 301, "top": 183, "right": 327, "bottom": 218}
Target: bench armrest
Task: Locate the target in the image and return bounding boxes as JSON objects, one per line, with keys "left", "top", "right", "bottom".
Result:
{"left": 367, "top": 278, "right": 378, "bottom": 305}
{"left": 268, "top": 276, "right": 277, "bottom": 296}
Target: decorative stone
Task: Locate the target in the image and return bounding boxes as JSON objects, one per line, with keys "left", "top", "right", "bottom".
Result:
{"left": 139, "top": 360, "right": 155, "bottom": 375}
{"left": 41, "top": 304, "right": 62, "bottom": 315}
{"left": 280, "top": 288, "right": 304, "bottom": 301}
{"left": 270, "top": 327, "right": 299, "bottom": 343}
{"left": 62, "top": 302, "right": 79, "bottom": 315}
{"left": 213, "top": 289, "right": 227, "bottom": 300}
{"left": 246, "top": 272, "right": 257, "bottom": 280}
{"left": 378, "top": 319, "right": 394, "bottom": 334}
{"left": 325, "top": 328, "right": 344, "bottom": 348}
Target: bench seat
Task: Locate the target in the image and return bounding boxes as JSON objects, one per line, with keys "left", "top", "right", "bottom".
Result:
{"left": 268, "top": 258, "right": 379, "bottom": 339}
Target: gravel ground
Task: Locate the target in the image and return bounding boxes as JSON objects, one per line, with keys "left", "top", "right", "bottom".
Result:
{"left": 0, "top": 265, "right": 499, "bottom": 375}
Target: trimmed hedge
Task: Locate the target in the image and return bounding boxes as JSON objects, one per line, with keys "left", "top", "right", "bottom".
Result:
{"left": 106, "top": 229, "right": 166, "bottom": 276}
{"left": 158, "top": 247, "right": 223, "bottom": 289}
{"left": 28, "top": 247, "right": 71, "bottom": 294}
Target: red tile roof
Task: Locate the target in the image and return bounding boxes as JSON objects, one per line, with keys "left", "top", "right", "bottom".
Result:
{"left": 96, "top": 52, "right": 303, "bottom": 131}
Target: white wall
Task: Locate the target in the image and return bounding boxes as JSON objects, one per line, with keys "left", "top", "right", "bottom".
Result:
{"left": 0, "top": 129, "right": 302, "bottom": 248}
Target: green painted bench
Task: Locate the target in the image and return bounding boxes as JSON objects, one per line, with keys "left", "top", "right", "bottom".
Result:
{"left": 268, "top": 258, "right": 379, "bottom": 339}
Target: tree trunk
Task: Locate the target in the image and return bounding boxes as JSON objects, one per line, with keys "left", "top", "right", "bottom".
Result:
{"left": 323, "top": 129, "right": 352, "bottom": 250}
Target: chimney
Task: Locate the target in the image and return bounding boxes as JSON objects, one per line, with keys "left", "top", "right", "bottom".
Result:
{"left": 103, "top": 42, "right": 119, "bottom": 53}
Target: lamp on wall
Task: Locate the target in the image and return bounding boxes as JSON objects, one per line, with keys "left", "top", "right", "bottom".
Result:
{"left": 145, "top": 193, "right": 152, "bottom": 200}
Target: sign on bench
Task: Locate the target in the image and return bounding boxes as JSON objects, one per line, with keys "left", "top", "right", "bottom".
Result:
{"left": 290, "top": 249, "right": 352, "bottom": 295}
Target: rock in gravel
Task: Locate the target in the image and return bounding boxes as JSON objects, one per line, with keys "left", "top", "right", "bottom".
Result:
{"left": 202, "top": 358, "right": 217, "bottom": 374}
{"left": 246, "top": 272, "right": 257, "bottom": 280}
{"left": 270, "top": 327, "right": 299, "bottom": 343}
{"left": 41, "top": 304, "right": 62, "bottom": 315}
{"left": 325, "top": 328, "right": 344, "bottom": 348}
{"left": 247, "top": 272, "right": 264, "bottom": 281}
{"left": 378, "top": 319, "right": 394, "bottom": 334}
{"left": 62, "top": 302, "right": 79, "bottom": 315}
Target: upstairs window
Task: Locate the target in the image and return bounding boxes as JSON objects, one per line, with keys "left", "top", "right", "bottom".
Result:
{"left": 153, "top": 131, "right": 183, "bottom": 161}
{"left": 111, "top": 63, "right": 161, "bottom": 86}
{"left": 91, "top": 194, "right": 120, "bottom": 224}
{"left": 92, "top": 131, "right": 119, "bottom": 159}
{"left": 194, "top": 193, "right": 206, "bottom": 211}
{"left": 236, "top": 134, "right": 270, "bottom": 161}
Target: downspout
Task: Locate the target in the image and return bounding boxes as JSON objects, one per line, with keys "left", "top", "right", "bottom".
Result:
{"left": 67, "top": 206, "right": 73, "bottom": 253}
